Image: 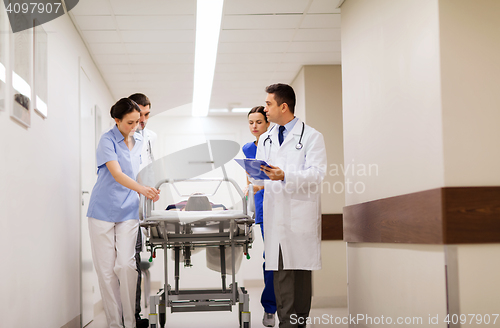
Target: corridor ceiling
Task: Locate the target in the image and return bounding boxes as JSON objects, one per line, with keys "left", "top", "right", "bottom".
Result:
{"left": 69, "top": 0, "right": 341, "bottom": 116}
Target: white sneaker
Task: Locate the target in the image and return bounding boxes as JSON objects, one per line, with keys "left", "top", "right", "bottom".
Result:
{"left": 263, "top": 312, "right": 275, "bottom": 327}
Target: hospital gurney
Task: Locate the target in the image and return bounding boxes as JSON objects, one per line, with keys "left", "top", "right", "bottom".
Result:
{"left": 140, "top": 178, "right": 255, "bottom": 328}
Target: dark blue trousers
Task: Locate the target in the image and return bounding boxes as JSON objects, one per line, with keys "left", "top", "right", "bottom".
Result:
{"left": 260, "top": 223, "right": 277, "bottom": 314}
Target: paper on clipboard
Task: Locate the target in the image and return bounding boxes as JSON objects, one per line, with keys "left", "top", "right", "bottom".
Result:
{"left": 234, "top": 158, "right": 271, "bottom": 180}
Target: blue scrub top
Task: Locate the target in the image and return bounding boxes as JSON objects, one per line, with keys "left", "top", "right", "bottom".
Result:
{"left": 242, "top": 141, "right": 264, "bottom": 224}
{"left": 87, "top": 125, "right": 143, "bottom": 223}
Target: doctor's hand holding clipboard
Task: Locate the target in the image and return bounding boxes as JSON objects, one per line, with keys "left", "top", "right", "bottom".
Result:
{"left": 259, "top": 164, "right": 284, "bottom": 181}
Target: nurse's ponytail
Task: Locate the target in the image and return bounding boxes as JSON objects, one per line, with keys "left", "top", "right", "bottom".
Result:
{"left": 110, "top": 98, "right": 141, "bottom": 120}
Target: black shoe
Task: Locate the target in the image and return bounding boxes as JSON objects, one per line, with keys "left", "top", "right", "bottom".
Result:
{"left": 136, "top": 318, "right": 149, "bottom": 328}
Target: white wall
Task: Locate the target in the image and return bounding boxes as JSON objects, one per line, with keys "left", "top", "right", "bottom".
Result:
{"left": 0, "top": 12, "right": 114, "bottom": 328}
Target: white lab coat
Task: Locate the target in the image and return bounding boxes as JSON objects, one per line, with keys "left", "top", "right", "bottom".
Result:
{"left": 139, "top": 127, "right": 157, "bottom": 171}
{"left": 256, "top": 118, "right": 327, "bottom": 271}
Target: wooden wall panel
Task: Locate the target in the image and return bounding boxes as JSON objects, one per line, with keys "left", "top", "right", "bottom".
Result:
{"left": 343, "top": 187, "right": 500, "bottom": 244}
{"left": 321, "top": 214, "right": 343, "bottom": 240}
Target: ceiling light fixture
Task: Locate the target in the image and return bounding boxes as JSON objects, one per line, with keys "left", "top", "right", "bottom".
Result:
{"left": 191, "top": 0, "right": 224, "bottom": 117}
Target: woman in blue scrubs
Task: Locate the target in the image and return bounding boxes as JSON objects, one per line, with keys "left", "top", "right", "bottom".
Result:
{"left": 87, "top": 98, "right": 160, "bottom": 328}
{"left": 242, "top": 106, "right": 276, "bottom": 327}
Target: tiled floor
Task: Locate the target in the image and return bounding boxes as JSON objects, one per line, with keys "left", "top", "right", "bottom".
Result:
{"left": 85, "top": 287, "right": 348, "bottom": 328}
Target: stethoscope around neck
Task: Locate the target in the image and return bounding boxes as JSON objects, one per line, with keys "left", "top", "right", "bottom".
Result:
{"left": 263, "top": 122, "right": 305, "bottom": 151}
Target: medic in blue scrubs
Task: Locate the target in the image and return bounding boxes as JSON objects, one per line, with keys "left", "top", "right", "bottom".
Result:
{"left": 242, "top": 106, "right": 277, "bottom": 327}
{"left": 87, "top": 98, "right": 160, "bottom": 328}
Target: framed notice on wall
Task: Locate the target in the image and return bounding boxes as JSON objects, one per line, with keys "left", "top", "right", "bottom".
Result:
{"left": 10, "top": 12, "right": 32, "bottom": 127}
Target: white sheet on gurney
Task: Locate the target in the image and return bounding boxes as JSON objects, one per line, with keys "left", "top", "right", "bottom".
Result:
{"left": 146, "top": 209, "right": 250, "bottom": 224}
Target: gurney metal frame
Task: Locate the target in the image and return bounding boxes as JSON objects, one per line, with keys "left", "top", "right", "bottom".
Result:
{"left": 140, "top": 178, "right": 254, "bottom": 328}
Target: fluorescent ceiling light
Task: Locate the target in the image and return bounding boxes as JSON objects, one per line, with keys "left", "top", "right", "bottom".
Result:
{"left": 209, "top": 108, "right": 229, "bottom": 113}
{"left": 191, "top": 0, "right": 224, "bottom": 117}
{"left": 12, "top": 71, "right": 31, "bottom": 99}
{"left": 231, "top": 107, "right": 252, "bottom": 113}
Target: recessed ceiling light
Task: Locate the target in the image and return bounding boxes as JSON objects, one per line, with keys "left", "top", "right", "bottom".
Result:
{"left": 192, "top": 0, "right": 224, "bottom": 117}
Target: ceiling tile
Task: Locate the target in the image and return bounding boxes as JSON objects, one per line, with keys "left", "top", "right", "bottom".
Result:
{"left": 71, "top": 0, "right": 113, "bottom": 15}
{"left": 215, "top": 63, "right": 280, "bottom": 73}
{"left": 120, "top": 30, "right": 195, "bottom": 43}
{"left": 224, "top": 0, "right": 308, "bottom": 15}
{"left": 91, "top": 43, "right": 127, "bottom": 55}
{"left": 308, "top": 0, "right": 342, "bottom": 14}
{"left": 281, "top": 52, "right": 341, "bottom": 64}
{"left": 102, "top": 72, "right": 136, "bottom": 82}
{"left": 214, "top": 71, "right": 275, "bottom": 81}
{"left": 216, "top": 53, "right": 284, "bottom": 64}
{"left": 222, "top": 14, "right": 302, "bottom": 30}
{"left": 75, "top": 15, "right": 116, "bottom": 30}
{"left": 115, "top": 15, "right": 195, "bottom": 30}
{"left": 219, "top": 29, "right": 295, "bottom": 42}
{"left": 83, "top": 30, "right": 121, "bottom": 43}
{"left": 130, "top": 64, "right": 194, "bottom": 74}
{"left": 294, "top": 28, "right": 341, "bottom": 41}
{"left": 94, "top": 54, "right": 130, "bottom": 65}
{"left": 128, "top": 54, "right": 194, "bottom": 64}
{"left": 99, "top": 64, "right": 131, "bottom": 74}
{"left": 288, "top": 41, "right": 341, "bottom": 53}
{"left": 212, "top": 79, "right": 271, "bottom": 89}
{"left": 218, "top": 42, "right": 289, "bottom": 54}
{"left": 108, "top": 0, "right": 196, "bottom": 15}
{"left": 301, "top": 14, "right": 341, "bottom": 29}
{"left": 124, "top": 42, "right": 194, "bottom": 54}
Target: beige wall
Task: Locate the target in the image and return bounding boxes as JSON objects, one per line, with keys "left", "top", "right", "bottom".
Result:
{"left": 341, "top": 0, "right": 500, "bottom": 325}
{"left": 303, "top": 65, "right": 344, "bottom": 214}
{"left": 341, "top": 0, "right": 444, "bottom": 206}
{"left": 439, "top": 0, "right": 500, "bottom": 186}
{"left": 292, "top": 65, "right": 347, "bottom": 308}
{"left": 291, "top": 67, "right": 306, "bottom": 122}
{"left": 0, "top": 13, "right": 114, "bottom": 328}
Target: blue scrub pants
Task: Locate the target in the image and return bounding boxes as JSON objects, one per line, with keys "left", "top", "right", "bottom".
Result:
{"left": 260, "top": 223, "right": 277, "bottom": 314}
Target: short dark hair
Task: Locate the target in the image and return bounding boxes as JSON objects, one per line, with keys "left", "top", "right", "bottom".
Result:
{"left": 247, "top": 106, "right": 268, "bottom": 123}
{"left": 128, "top": 93, "right": 151, "bottom": 109}
{"left": 265, "top": 83, "right": 296, "bottom": 114}
{"left": 110, "top": 98, "right": 141, "bottom": 120}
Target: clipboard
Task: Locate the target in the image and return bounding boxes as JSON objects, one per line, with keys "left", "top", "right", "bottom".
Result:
{"left": 234, "top": 158, "right": 271, "bottom": 180}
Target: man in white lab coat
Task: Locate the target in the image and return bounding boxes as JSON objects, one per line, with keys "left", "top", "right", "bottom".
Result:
{"left": 129, "top": 93, "right": 157, "bottom": 328}
{"left": 256, "top": 84, "right": 327, "bottom": 328}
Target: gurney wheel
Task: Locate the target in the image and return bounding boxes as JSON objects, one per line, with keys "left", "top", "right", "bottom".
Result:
{"left": 159, "top": 312, "right": 166, "bottom": 328}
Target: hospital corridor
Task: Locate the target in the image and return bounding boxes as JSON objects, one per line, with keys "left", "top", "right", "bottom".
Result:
{"left": 1, "top": 0, "right": 500, "bottom": 328}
